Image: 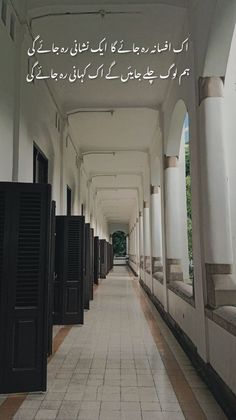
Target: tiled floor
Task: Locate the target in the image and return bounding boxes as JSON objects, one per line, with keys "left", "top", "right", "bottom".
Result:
{"left": 1, "top": 266, "right": 227, "bottom": 419}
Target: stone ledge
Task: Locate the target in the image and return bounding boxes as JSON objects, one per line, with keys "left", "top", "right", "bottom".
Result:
{"left": 153, "top": 272, "right": 164, "bottom": 284}
{"left": 213, "top": 275, "right": 236, "bottom": 307}
{"left": 206, "top": 306, "right": 236, "bottom": 337}
{"left": 168, "top": 281, "right": 195, "bottom": 307}
{"left": 206, "top": 264, "right": 236, "bottom": 308}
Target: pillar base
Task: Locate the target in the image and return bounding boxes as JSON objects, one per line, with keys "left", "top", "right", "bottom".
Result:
{"left": 140, "top": 255, "right": 144, "bottom": 269}
{"left": 145, "top": 256, "right": 151, "bottom": 274}
{"left": 152, "top": 257, "right": 164, "bottom": 283}
{"left": 166, "top": 259, "right": 183, "bottom": 283}
{"left": 206, "top": 264, "right": 236, "bottom": 308}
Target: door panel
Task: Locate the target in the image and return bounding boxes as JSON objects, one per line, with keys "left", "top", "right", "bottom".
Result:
{"left": 94, "top": 237, "right": 99, "bottom": 285}
{"left": 55, "top": 216, "right": 84, "bottom": 325}
{"left": 90, "top": 229, "right": 94, "bottom": 300}
{"left": 100, "top": 240, "right": 107, "bottom": 278}
{"left": 84, "top": 224, "right": 90, "bottom": 310}
{"left": 47, "top": 201, "right": 56, "bottom": 356}
{"left": 0, "top": 182, "right": 51, "bottom": 394}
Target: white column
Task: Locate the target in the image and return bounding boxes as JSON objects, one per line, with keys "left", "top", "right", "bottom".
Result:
{"left": 134, "top": 225, "right": 136, "bottom": 259}
{"left": 143, "top": 202, "right": 152, "bottom": 289}
{"left": 126, "top": 234, "right": 129, "bottom": 257}
{"left": 131, "top": 228, "right": 133, "bottom": 255}
{"left": 134, "top": 222, "right": 137, "bottom": 266}
{"left": 151, "top": 186, "right": 163, "bottom": 282}
{"left": 164, "top": 156, "right": 183, "bottom": 282}
{"left": 199, "top": 76, "right": 235, "bottom": 307}
{"left": 136, "top": 218, "right": 140, "bottom": 275}
{"left": 139, "top": 211, "right": 144, "bottom": 280}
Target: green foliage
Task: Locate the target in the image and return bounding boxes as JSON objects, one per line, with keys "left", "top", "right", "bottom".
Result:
{"left": 185, "top": 145, "right": 194, "bottom": 279}
{"left": 112, "top": 231, "right": 126, "bottom": 257}
{"left": 185, "top": 144, "right": 191, "bottom": 177}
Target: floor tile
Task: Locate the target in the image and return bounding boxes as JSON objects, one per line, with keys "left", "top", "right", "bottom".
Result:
{"left": 35, "top": 408, "right": 58, "bottom": 419}
{"left": 12, "top": 267, "right": 226, "bottom": 420}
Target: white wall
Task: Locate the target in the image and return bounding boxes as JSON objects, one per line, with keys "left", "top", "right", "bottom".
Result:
{"left": 18, "top": 35, "right": 62, "bottom": 203}
{"left": 0, "top": 17, "right": 15, "bottom": 181}
{"left": 208, "top": 319, "right": 236, "bottom": 395}
{"left": 109, "top": 223, "right": 129, "bottom": 236}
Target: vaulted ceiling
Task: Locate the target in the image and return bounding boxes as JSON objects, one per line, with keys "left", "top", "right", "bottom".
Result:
{"left": 21, "top": 0, "right": 189, "bottom": 224}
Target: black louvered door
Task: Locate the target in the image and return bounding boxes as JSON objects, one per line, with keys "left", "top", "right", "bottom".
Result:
{"left": 84, "top": 224, "right": 90, "bottom": 310}
{"left": 55, "top": 216, "right": 84, "bottom": 325}
{"left": 0, "top": 182, "right": 51, "bottom": 394}
{"left": 53, "top": 219, "right": 62, "bottom": 324}
{"left": 107, "top": 243, "right": 113, "bottom": 272}
{"left": 100, "top": 240, "right": 108, "bottom": 278}
{"left": 47, "top": 201, "right": 56, "bottom": 356}
{"left": 94, "top": 237, "right": 99, "bottom": 285}
{"left": 90, "top": 229, "right": 94, "bottom": 300}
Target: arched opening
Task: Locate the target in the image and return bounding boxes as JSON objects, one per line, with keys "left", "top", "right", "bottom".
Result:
{"left": 182, "top": 114, "right": 194, "bottom": 281}
{"left": 176, "top": 111, "right": 193, "bottom": 283}
{"left": 112, "top": 230, "right": 127, "bottom": 257}
{"left": 165, "top": 100, "right": 193, "bottom": 285}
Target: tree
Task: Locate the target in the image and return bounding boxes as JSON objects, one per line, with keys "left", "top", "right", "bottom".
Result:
{"left": 185, "top": 145, "right": 193, "bottom": 279}
{"left": 112, "top": 231, "right": 126, "bottom": 256}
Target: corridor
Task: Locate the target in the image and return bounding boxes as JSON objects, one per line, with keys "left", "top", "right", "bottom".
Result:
{"left": 1, "top": 0, "right": 236, "bottom": 418}
{"left": 5, "top": 267, "right": 226, "bottom": 420}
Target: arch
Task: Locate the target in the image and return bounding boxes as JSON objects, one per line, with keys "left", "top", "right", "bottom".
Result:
{"left": 112, "top": 230, "right": 127, "bottom": 257}
{"left": 165, "top": 99, "right": 193, "bottom": 282}
{"left": 203, "top": 2, "right": 236, "bottom": 76}
{"left": 165, "top": 99, "right": 187, "bottom": 157}
{"left": 109, "top": 223, "right": 129, "bottom": 236}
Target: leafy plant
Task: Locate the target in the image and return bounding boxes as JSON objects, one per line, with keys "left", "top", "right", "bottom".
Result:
{"left": 112, "top": 231, "right": 126, "bottom": 257}
{"left": 185, "top": 144, "right": 193, "bottom": 279}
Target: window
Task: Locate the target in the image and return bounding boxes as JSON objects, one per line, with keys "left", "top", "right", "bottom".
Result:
{"left": 33, "top": 145, "right": 48, "bottom": 184}
{"left": 1, "top": 0, "right": 7, "bottom": 25}
{"left": 67, "top": 186, "right": 72, "bottom": 216}
{"left": 10, "top": 12, "right": 15, "bottom": 40}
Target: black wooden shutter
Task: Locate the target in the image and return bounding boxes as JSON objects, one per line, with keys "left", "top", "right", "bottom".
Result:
{"left": 0, "top": 182, "right": 51, "bottom": 394}
{"left": 47, "top": 201, "right": 56, "bottom": 356}
{"left": 100, "top": 240, "right": 108, "bottom": 278}
{"left": 107, "top": 243, "right": 110, "bottom": 273}
{"left": 106, "top": 242, "right": 109, "bottom": 275}
{"left": 53, "top": 213, "right": 63, "bottom": 325}
{"left": 54, "top": 216, "right": 84, "bottom": 325}
{"left": 94, "top": 237, "right": 99, "bottom": 285}
{"left": 107, "top": 243, "right": 113, "bottom": 272}
{"left": 90, "top": 228, "right": 94, "bottom": 300}
{"left": 84, "top": 223, "right": 91, "bottom": 310}
{"left": 99, "top": 239, "right": 104, "bottom": 278}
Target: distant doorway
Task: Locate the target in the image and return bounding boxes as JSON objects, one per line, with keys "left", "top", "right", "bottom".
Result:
{"left": 67, "top": 186, "right": 72, "bottom": 216}
{"left": 33, "top": 144, "right": 48, "bottom": 184}
{"left": 112, "top": 231, "right": 127, "bottom": 266}
{"left": 112, "top": 231, "right": 126, "bottom": 256}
